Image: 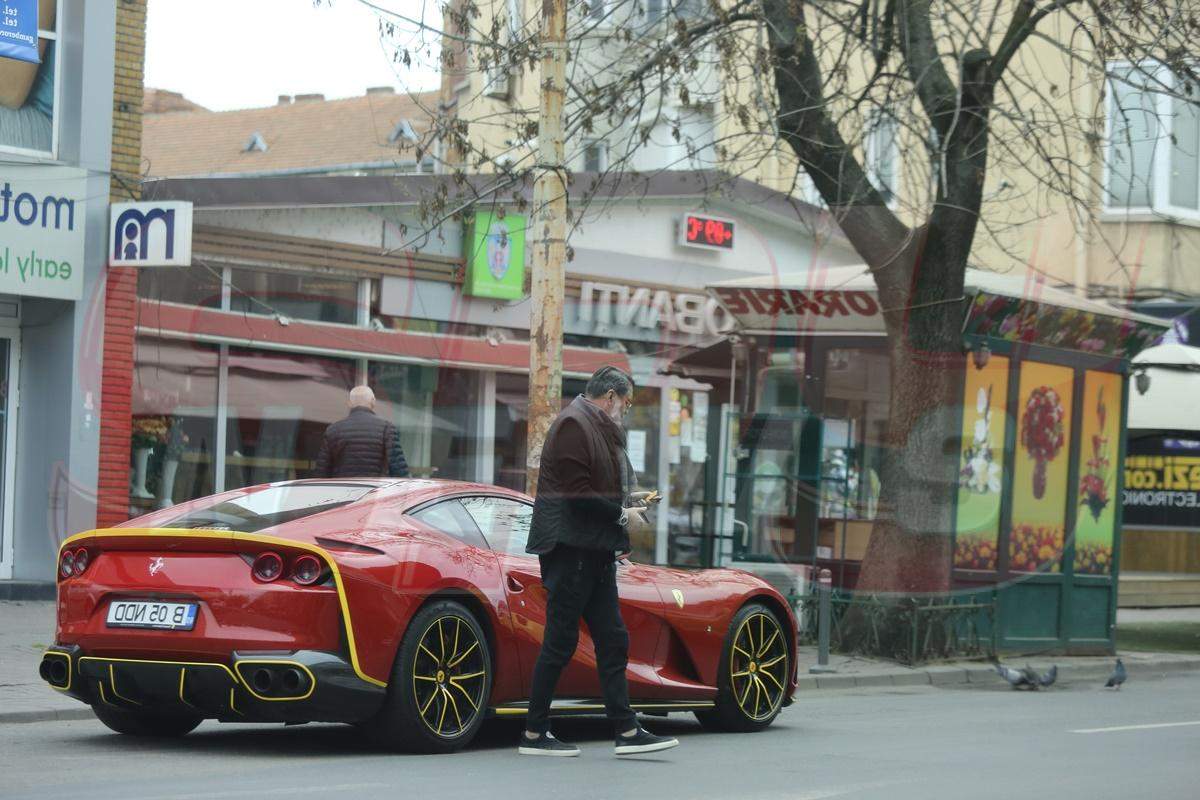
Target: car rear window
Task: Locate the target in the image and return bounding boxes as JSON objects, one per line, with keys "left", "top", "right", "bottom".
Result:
{"left": 159, "top": 483, "right": 377, "bottom": 532}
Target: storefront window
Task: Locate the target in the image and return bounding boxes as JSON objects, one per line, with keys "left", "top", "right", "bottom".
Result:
{"left": 493, "top": 373, "right": 590, "bottom": 493}
{"left": 733, "top": 357, "right": 819, "bottom": 564}
{"left": 131, "top": 338, "right": 219, "bottom": 513}
{"left": 230, "top": 268, "right": 359, "bottom": 325}
{"left": 1008, "top": 361, "right": 1074, "bottom": 574}
{"left": 370, "top": 362, "right": 482, "bottom": 481}
{"left": 665, "top": 388, "right": 707, "bottom": 566}
{"left": 954, "top": 355, "right": 1011, "bottom": 571}
{"left": 137, "top": 264, "right": 223, "bottom": 308}
{"left": 818, "top": 347, "right": 888, "bottom": 563}
{"left": 224, "top": 348, "right": 356, "bottom": 489}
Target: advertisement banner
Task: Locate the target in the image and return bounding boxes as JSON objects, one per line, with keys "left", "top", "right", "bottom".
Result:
{"left": 954, "top": 355, "right": 1010, "bottom": 571}
{"left": 0, "top": 165, "right": 86, "bottom": 300}
{"left": 1123, "top": 436, "right": 1200, "bottom": 529}
{"left": 463, "top": 211, "right": 525, "bottom": 300}
{"left": 1008, "top": 361, "right": 1074, "bottom": 573}
{"left": 1074, "top": 371, "right": 1122, "bottom": 574}
{"left": 0, "top": 0, "right": 39, "bottom": 64}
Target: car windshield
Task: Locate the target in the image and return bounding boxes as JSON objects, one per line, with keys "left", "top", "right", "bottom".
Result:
{"left": 158, "top": 483, "right": 377, "bottom": 532}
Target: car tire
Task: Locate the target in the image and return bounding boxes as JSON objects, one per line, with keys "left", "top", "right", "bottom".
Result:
{"left": 91, "top": 705, "right": 203, "bottom": 737}
{"left": 363, "top": 599, "right": 493, "bottom": 753}
{"left": 695, "top": 602, "right": 790, "bottom": 733}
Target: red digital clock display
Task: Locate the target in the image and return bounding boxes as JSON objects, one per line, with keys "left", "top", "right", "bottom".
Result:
{"left": 683, "top": 215, "right": 735, "bottom": 250}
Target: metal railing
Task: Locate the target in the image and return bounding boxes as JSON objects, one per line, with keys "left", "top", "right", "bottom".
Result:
{"left": 792, "top": 589, "right": 997, "bottom": 666}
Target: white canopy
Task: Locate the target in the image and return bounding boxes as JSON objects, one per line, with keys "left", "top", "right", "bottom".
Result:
{"left": 708, "top": 265, "right": 1166, "bottom": 334}
{"left": 1129, "top": 344, "right": 1200, "bottom": 431}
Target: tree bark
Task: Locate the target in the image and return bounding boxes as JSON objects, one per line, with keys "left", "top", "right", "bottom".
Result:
{"left": 764, "top": 1, "right": 994, "bottom": 595}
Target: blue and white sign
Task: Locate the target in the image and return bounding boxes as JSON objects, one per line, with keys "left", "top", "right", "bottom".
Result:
{"left": 0, "top": 0, "right": 40, "bottom": 64}
{"left": 110, "top": 201, "right": 194, "bottom": 267}
{"left": 0, "top": 166, "right": 86, "bottom": 301}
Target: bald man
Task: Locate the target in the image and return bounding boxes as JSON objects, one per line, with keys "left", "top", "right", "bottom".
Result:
{"left": 314, "top": 386, "right": 409, "bottom": 479}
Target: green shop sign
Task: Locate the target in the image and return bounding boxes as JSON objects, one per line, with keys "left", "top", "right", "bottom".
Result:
{"left": 0, "top": 166, "right": 87, "bottom": 301}
{"left": 463, "top": 210, "right": 526, "bottom": 300}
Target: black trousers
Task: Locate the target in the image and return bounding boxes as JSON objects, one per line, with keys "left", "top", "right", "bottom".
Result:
{"left": 526, "top": 544, "right": 636, "bottom": 734}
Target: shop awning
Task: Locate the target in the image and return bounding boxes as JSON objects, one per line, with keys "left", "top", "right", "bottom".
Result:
{"left": 136, "top": 300, "right": 629, "bottom": 378}
{"left": 659, "top": 337, "right": 733, "bottom": 381}
{"left": 707, "top": 265, "right": 1168, "bottom": 358}
{"left": 1128, "top": 344, "right": 1200, "bottom": 431}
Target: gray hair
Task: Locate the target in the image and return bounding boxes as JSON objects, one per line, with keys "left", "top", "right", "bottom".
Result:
{"left": 585, "top": 366, "right": 634, "bottom": 399}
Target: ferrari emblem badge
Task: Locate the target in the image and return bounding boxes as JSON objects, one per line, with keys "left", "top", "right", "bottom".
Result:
{"left": 149, "top": 557, "right": 165, "bottom": 576}
{"left": 671, "top": 589, "right": 685, "bottom": 609}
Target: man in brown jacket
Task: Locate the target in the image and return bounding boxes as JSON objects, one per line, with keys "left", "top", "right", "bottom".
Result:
{"left": 518, "top": 366, "right": 678, "bottom": 758}
{"left": 314, "top": 386, "right": 409, "bottom": 479}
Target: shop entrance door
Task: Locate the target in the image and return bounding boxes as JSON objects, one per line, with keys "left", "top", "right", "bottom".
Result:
{"left": 0, "top": 329, "right": 19, "bottom": 580}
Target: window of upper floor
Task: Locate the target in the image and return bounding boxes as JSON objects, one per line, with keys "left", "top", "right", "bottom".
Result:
{"left": 583, "top": 139, "right": 608, "bottom": 172}
{"left": 865, "top": 110, "right": 899, "bottom": 207}
{"left": 0, "top": 0, "right": 61, "bottom": 161}
{"left": 1105, "top": 62, "right": 1200, "bottom": 222}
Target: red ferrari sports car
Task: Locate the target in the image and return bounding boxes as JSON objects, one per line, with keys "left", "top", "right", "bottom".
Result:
{"left": 41, "top": 479, "right": 797, "bottom": 752}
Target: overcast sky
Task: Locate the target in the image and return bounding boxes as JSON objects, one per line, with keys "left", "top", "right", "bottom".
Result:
{"left": 144, "top": 0, "right": 443, "bottom": 111}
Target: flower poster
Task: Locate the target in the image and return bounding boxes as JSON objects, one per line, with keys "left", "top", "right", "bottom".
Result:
{"left": 1009, "top": 362, "right": 1074, "bottom": 573}
{"left": 1074, "top": 371, "right": 1122, "bottom": 575}
{"left": 954, "top": 356, "right": 1010, "bottom": 570}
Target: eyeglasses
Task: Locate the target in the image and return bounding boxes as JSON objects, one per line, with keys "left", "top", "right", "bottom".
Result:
{"left": 610, "top": 390, "right": 633, "bottom": 414}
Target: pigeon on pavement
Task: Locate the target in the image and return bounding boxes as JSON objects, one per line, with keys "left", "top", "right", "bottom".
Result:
{"left": 1038, "top": 665, "right": 1057, "bottom": 688}
{"left": 994, "top": 660, "right": 1034, "bottom": 689}
{"left": 1105, "top": 658, "right": 1126, "bottom": 690}
{"left": 1021, "top": 664, "right": 1041, "bottom": 688}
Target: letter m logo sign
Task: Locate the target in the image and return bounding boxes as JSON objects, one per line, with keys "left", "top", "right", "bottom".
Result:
{"left": 110, "top": 201, "right": 193, "bottom": 267}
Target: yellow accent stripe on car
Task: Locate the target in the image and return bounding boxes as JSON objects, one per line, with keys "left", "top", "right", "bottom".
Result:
{"left": 108, "top": 664, "right": 142, "bottom": 705}
{"left": 59, "top": 529, "right": 387, "bottom": 688}
{"left": 491, "top": 701, "right": 716, "bottom": 716}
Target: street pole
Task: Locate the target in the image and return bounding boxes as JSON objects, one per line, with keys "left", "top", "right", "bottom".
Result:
{"left": 525, "top": 0, "right": 568, "bottom": 496}
{"left": 810, "top": 568, "right": 836, "bottom": 674}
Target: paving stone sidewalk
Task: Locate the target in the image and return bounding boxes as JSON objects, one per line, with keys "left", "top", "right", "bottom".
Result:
{"left": 3, "top": 601, "right": 1199, "bottom": 725}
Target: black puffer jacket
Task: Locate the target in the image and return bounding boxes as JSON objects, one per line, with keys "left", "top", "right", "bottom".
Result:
{"left": 314, "top": 407, "right": 409, "bottom": 479}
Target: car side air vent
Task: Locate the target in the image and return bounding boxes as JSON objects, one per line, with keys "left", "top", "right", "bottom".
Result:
{"left": 315, "top": 536, "right": 385, "bottom": 555}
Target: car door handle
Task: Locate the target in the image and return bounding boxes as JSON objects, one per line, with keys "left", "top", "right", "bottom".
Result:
{"left": 506, "top": 574, "right": 525, "bottom": 593}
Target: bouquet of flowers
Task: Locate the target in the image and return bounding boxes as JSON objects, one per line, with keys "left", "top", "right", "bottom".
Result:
{"left": 1078, "top": 387, "right": 1110, "bottom": 522}
{"left": 960, "top": 385, "right": 1001, "bottom": 494}
{"left": 131, "top": 416, "right": 169, "bottom": 451}
{"left": 1020, "top": 386, "right": 1064, "bottom": 499}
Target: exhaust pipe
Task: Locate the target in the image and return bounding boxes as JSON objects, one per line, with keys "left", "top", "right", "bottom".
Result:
{"left": 251, "top": 667, "right": 275, "bottom": 694}
{"left": 281, "top": 668, "right": 304, "bottom": 694}
{"left": 40, "top": 657, "right": 69, "bottom": 687}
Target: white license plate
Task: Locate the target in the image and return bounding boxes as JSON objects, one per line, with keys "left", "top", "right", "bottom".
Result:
{"left": 106, "top": 600, "right": 198, "bottom": 631}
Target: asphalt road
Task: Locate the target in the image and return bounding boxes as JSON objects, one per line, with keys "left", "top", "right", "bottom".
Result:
{"left": 3, "top": 673, "right": 1198, "bottom": 800}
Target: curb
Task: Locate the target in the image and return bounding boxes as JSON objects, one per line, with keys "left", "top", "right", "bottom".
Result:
{"left": 798, "top": 656, "right": 1200, "bottom": 692}
{"left": 0, "top": 707, "right": 95, "bottom": 724}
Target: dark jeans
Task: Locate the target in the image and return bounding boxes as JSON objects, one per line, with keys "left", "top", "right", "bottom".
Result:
{"left": 526, "top": 544, "right": 636, "bottom": 735}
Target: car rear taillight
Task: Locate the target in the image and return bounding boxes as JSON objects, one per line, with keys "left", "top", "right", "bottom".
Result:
{"left": 251, "top": 552, "right": 284, "bottom": 582}
{"left": 59, "top": 551, "right": 75, "bottom": 579}
{"left": 291, "top": 555, "right": 323, "bottom": 586}
{"left": 71, "top": 548, "right": 90, "bottom": 576}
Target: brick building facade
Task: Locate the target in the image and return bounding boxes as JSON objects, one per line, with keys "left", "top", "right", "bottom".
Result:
{"left": 96, "top": 0, "right": 147, "bottom": 529}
